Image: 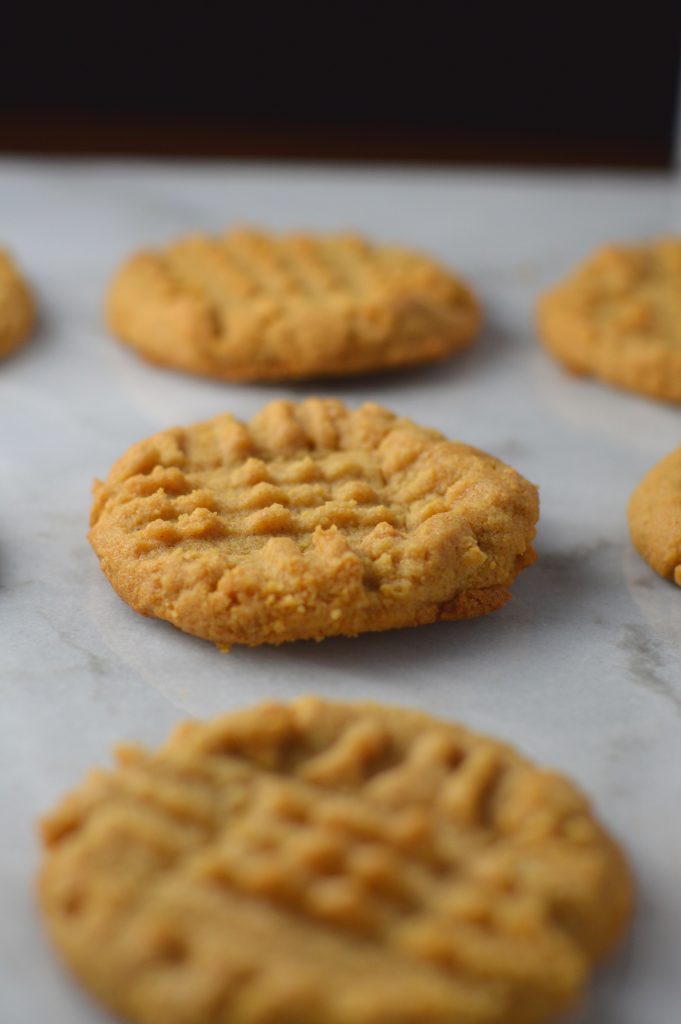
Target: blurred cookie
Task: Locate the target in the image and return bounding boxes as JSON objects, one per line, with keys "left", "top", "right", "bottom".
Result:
{"left": 537, "top": 237, "right": 681, "bottom": 401}
{"left": 106, "top": 228, "right": 480, "bottom": 381}
{"left": 629, "top": 445, "right": 681, "bottom": 584}
{"left": 39, "top": 696, "right": 633, "bottom": 1024}
{"left": 0, "top": 249, "right": 34, "bottom": 359}
{"left": 88, "top": 398, "right": 538, "bottom": 648}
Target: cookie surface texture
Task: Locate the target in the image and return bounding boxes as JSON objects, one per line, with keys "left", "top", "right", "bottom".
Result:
{"left": 39, "top": 697, "right": 633, "bottom": 1024}
{"left": 88, "top": 399, "right": 539, "bottom": 648}
{"left": 537, "top": 237, "right": 681, "bottom": 401}
{"left": 0, "top": 249, "right": 34, "bottom": 358}
{"left": 106, "top": 228, "right": 480, "bottom": 381}
{"left": 629, "top": 445, "right": 681, "bottom": 583}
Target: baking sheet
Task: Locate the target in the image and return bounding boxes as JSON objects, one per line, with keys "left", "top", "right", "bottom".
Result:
{"left": 1, "top": 159, "right": 680, "bottom": 1023}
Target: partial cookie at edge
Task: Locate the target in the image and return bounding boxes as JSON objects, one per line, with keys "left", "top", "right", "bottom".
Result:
{"left": 628, "top": 444, "right": 681, "bottom": 584}
{"left": 537, "top": 237, "right": 681, "bottom": 401}
{"left": 0, "top": 249, "right": 35, "bottom": 358}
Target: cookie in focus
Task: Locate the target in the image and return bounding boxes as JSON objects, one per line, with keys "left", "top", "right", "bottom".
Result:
{"left": 38, "top": 696, "right": 634, "bottom": 1024}
{"left": 629, "top": 444, "right": 681, "bottom": 584}
{"left": 537, "top": 237, "right": 681, "bottom": 401}
{"left": 0, "top": 249, "right": 35, "bottom": 359}
{"left": 88, "top": 398, "right": 539, "bottom": 648}
{"left": 106, "top": 228, "right": 480, "bottom": 381}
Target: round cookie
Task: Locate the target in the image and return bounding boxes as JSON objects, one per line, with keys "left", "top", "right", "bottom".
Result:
{"left": 106, "top": 228, "right": 480, "bottom": 381}
{"left": 0, "top": 249, "right": 34, "bottom": 359}
{"left": 88, "top": 398, "right": 539, "bottom": 648}
{"left": 38, "top": 697, "right": 633, "bottom": 1024}
{"left": 537, "top": 237, "right": 681, "bottom": 401}
{"left": 628, "top": 445, "right": 681, "bottom": 584}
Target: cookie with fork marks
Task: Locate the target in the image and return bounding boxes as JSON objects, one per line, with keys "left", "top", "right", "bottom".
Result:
{"left": 38, "top": 697, "right": 633, "bottom": 1024}
{"left": 537, "top": 237, "right": 681, "bottom": 401}
{"left": 106, "top": 228, "right": 480, "bottom": 381}
{"left": 88, "top": 398, "right": 539, "bottom": 648}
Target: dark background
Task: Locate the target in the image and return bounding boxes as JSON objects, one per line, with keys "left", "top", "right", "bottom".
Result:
{"left": 2, "top": 2, "right": 680, "bottom": 167}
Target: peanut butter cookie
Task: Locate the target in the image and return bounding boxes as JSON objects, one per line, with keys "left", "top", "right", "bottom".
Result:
{"left": 106, "top": 228, "right": 480, "bottom": 381}
{"left": 0, "top": 248, "right": 34, "bottom": 358}
{"left": 629, "top": 445, "right": 681, "bottom": 584}
{"left": 88, "top": 399, "right": 538, "bottom": 648}
{"left": 38, "top": 697, "right": 633, "bottom": 1024}
{"left": 537, "top": 237, "right": 681, "bottom": 401}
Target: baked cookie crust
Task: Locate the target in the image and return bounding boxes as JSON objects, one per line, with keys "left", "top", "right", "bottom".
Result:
{"left": 88, "top": 399, "right": 539, "bottom": 648}
{"left": 0, "top": 248, "right": 34, "bottom": 359}
{"left": 537, "top": 238, "right": 681, "bottom": 401}
{"left": 38, "top": 697, "right": 633, "bottom": 1024}
{"left": 629, "top": 445, "right": 681, "bottom": 584}
{"left": 106, "top": 229, "right": 480, "bottom": 381}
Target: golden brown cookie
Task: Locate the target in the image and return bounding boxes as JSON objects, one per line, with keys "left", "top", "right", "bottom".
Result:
{"left": 106, "top": 228, "right": 480, "bottom": 381}
{"left": 628, "top": 445, "right": 681, "bottom": 583}
{"left": 38, "top": 696, "right": 633, "bottom": 1024}
{"left": 88, "top": 398, "right": 538, "bottom": 648}
{"left": 0, "top": 248, "right": 35, "bottom": 359}
{"left": 537, "top": 237, "right": 681, "bottom": 401}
